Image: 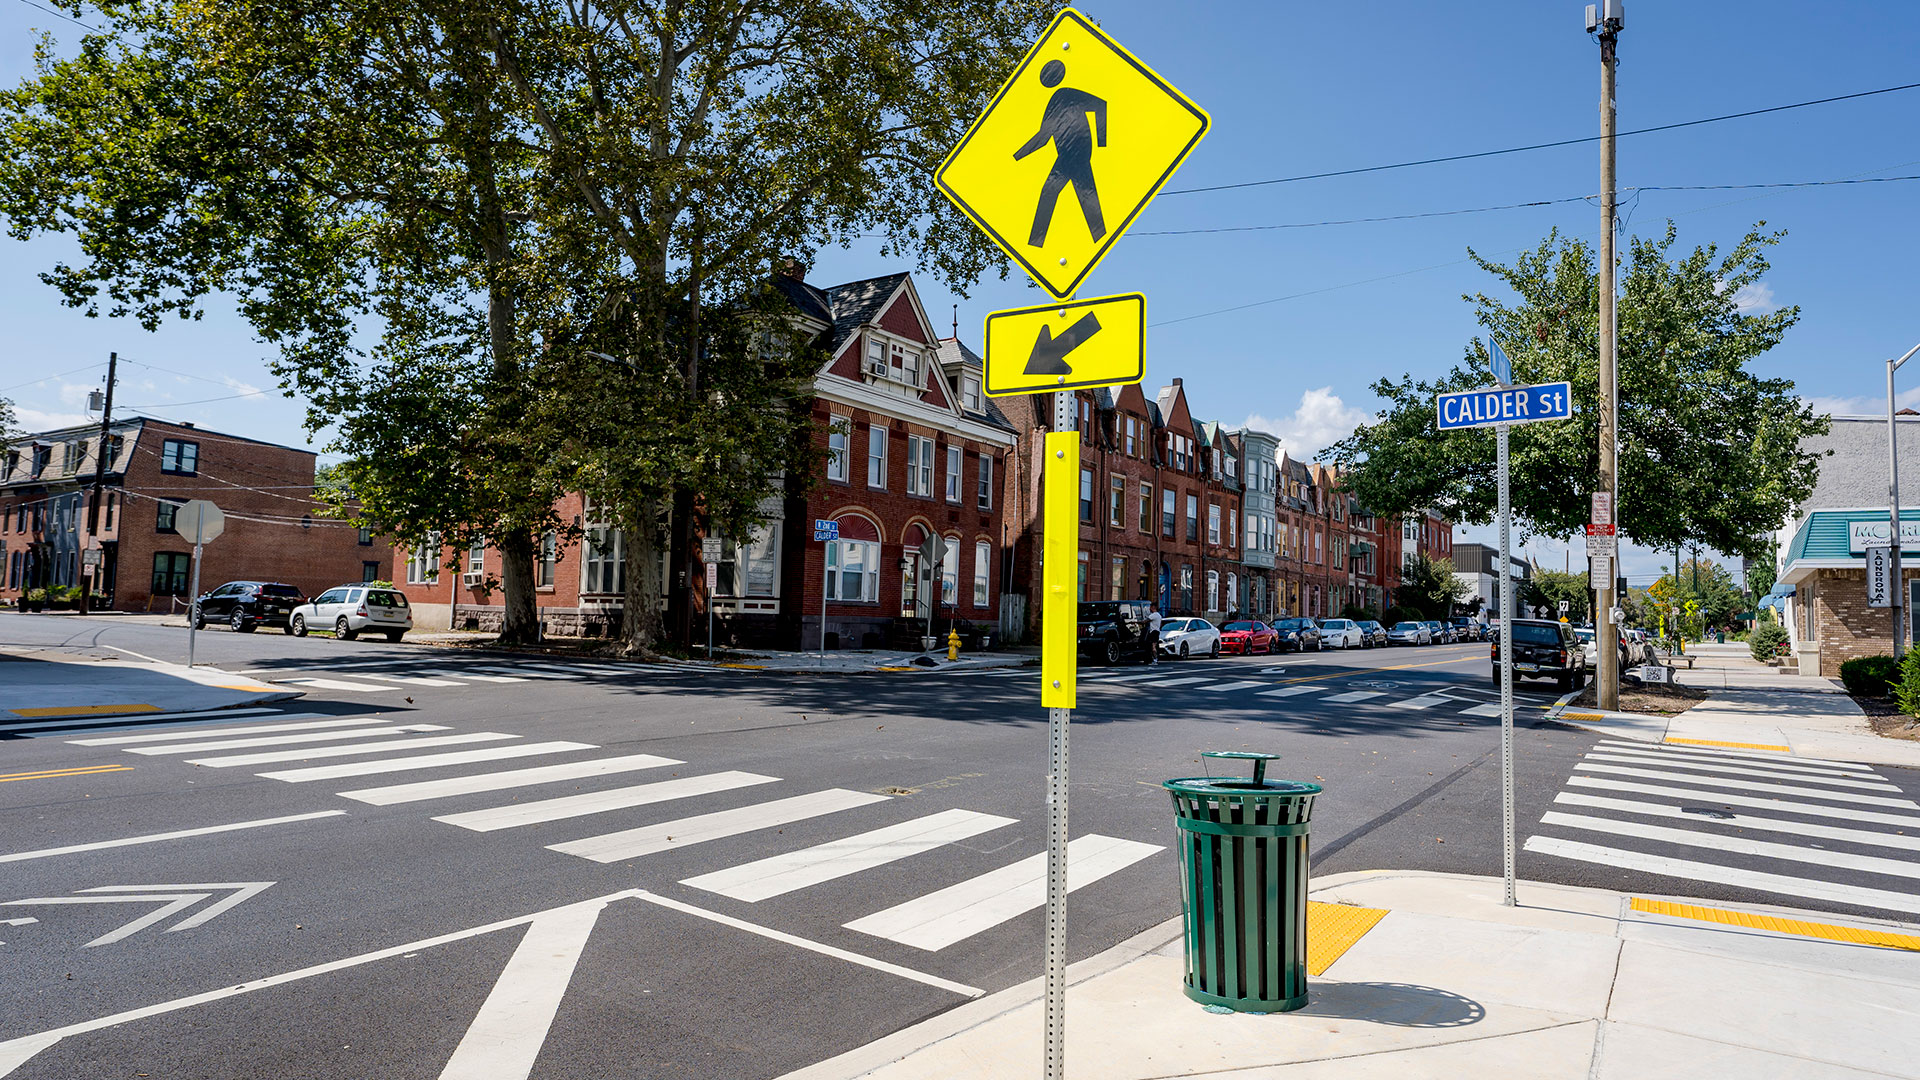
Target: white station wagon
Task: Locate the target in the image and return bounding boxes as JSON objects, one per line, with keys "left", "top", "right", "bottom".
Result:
{"left": 290, "top": 585, "right": 413, "bottom": 642}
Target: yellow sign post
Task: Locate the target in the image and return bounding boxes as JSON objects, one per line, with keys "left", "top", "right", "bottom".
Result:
{"left": 935, "top": 11, "right": 1208, "bottom": 1078}
{"left": 935, "top": 7, "right": 1209, "bottom": 300}
{"left": 1041, "top": 432, "right": 1080, "bottom": 709}
{"left": 984, "top": 293, "right": 1145, "bottom": 398}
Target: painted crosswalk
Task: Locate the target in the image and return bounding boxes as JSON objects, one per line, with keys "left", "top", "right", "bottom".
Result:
{"left": 1525, "top": 739, "right": 1920, "bottom": 918}
{"left": 56, "top": 707, "right": 1169, "bottom": 958}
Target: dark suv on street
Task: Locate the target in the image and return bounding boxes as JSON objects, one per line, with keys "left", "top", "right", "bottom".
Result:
{"left": 192, "top": 581, "right": 306, "bottom": 633}
{"left": 1078, "top": 601, "right": 1155, "bottom": 665}
{"left": 1491, "top": 618, "right": 1588, "bottom": 692}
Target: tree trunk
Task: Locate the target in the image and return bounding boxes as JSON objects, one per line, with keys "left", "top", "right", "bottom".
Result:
{"left": 620, "top": 498, "right": 665, "bottom": 654}
{"left": 497, "top": 529, "right": 539, "bottom": 643}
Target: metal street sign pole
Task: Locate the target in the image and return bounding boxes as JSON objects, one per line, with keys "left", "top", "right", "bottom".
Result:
{"left": 1497, "top": 422, "right": 1516, "bottom": 907}
{"left": 187, "top": 539, "right": 204, "bottom": 668}
{"left": 1043, "top": 388, "right": 1075, "bottom": 1080}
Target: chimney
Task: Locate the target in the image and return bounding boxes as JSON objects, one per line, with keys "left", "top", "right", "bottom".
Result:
{"left": 1171, "top": 377, "right": 1182, "bottom": 387}
{"left": 777, "top": 257, "right": 808, "bottom": 282}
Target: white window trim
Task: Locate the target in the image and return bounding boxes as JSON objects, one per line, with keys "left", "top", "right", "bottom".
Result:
{"left": 973, "top": 540, "right": 991, "bottom": 607}
{"left": 827, "top": 415, "right": 850, "bottom": 482}
{"left": 944, "top": 444, "right": 962, "bottom": 502}
{"left": 826, "top": 538, "right": 881, "bottom": 603}
{"left": 977, "top": 452, "right": 994, "bottom": 510}
{"left": 868, "top": 423, "right": 888, "bottom": 489}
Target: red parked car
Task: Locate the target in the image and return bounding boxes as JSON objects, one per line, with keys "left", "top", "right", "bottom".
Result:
{"left": 1217, "top": 620, "right": 1279, "bottom": 656}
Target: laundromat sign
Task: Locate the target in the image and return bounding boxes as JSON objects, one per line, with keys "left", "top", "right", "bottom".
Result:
{"left": 1848, "top": 520, "right": 1920, "bottom": 554}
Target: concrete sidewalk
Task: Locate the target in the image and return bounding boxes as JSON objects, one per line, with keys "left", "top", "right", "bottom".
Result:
{"left": 1549, "top": 642, "right": 1920, "bottom": 767}
{"left": 787, "top": 870, "right": 1920, "bottom": 1080}
{"left": 0, "top": 650, "right": 300, "bottom": 720}
{"left": 686, "top": 648, "right": 1032, "bottom": 674}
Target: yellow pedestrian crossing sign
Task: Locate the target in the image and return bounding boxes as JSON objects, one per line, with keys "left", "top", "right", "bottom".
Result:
{"left": 936, "top": 7, "right": 1209, "bottom": 300}
{"left": 983, "top": 293, "right": 1144, "bottom": 397}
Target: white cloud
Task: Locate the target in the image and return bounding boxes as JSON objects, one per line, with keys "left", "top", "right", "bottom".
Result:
{"left": 1730, "top": 282, "right": 1776, "bottom": 314}
{"left": 222, "top": 374, "right": 264, "bottom": 396}
{"left": 1802, "top": 385, "right": 1920, "bottom": 418}
{"left": 1242, "top": 387, "right": 1373, "bottom": 460}
{"left": 15, "top": 406, "right": 92, "bottom": 430}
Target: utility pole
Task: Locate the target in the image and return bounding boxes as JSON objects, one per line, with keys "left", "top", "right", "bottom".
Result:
{"left": 1887, "top": 341, "right": 1920, "bottom": 659}
{"left": 80, "top": 352, "right": 119, "bottom": 616}
{"left": 1590, "top": 0, "right": 1624, "bottom": 709}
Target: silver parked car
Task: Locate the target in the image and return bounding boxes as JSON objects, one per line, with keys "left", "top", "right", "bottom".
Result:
{"left": 1386, "top": 621, "right": 1432, "bottom": 646}
{"left": 1158, "top": 617, "right": 1222, "bottom": 659}
{"left": 290, "top": 584, "right": 413, "bottom": 642}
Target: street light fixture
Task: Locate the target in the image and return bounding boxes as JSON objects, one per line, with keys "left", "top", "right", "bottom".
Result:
{"left": 1887, "top": 340, "right": 1920, "bottom": 659}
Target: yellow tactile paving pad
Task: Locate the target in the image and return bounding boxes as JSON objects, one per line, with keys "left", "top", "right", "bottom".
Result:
{"left": 1665, "top": 737, "right": 1791, "bottom": 752}
{"left": 7, "top": 704, "right": 161, "bottom": 718}
{"left": 1306, "top": 900, "right": 1391, "bottom": 975}
{"left": 1632, "top": 897, "right": 1920, "bottom": 952}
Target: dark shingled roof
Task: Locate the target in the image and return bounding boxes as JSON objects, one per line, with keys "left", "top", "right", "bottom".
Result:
{"left": 772, "top": 275, "right": 833, "bottom": 326}
{"left": 823, "top": 273, "right": 910, "bottom": 355}
{"left": 932, "top": 337, "right": 1016, "bottom": 432}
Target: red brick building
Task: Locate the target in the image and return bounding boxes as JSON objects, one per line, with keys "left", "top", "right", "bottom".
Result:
{"left": 2, "top": 417, "right": 388, "bottom": 612}
{"left": 393, "top": 269, "right": 1019, "bottom": 648}
{"left": 1002, "top": 377, "right": 1243, "bottom": 637}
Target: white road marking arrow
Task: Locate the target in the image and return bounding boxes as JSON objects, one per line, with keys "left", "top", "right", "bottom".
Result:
{"left": 4, "top": 882, "right": 274, "bottom": 947}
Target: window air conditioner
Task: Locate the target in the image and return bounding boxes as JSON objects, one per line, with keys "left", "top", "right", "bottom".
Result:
{"left": 462, "top": 571, "right": 484, "bottom": 587}
{"left": 866, "top": 359, "right": 889, "bottom": 378}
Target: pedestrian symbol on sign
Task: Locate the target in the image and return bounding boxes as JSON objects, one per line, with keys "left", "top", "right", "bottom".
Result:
{"left": 1014, "top": 60, "right": 1108, "bottom": 247}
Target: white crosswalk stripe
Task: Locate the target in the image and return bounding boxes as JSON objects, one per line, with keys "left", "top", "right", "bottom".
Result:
{"left": 681, "top": 809, "right": 1018, "bottom": 902}
{"left": 342, "top": 672, "right": 471, "bottom": 688}
{"left": 1527, "top": 741, "right": 1920, "bottom": 918}
{"left": 337, "top": 753, "right": 683, "bottom": 805}
{"left": 549, "top": 789, "right": 890, "bottom": 863}
{"left": 1389, "top": 694, "right": 1456, "bottom": 710}
{"left": 187, "top": 731, "right": 519, "bottom": 768}
{"left": 1570, "top": 762, "right": 1920, "bottom": 809}
{"left": 843, "top": 835, "right": 1161, "bottom": 951}
{"left": 259, "top": 741, "right": 597, "bottom": 782}
{"left": 1257, "top": 686, "right": 1324, "bottom": 698}
{"left": 1578, "top": 750, "right": 1902, "bottom": 791}
{"left": 434, "top": 772, "right": 781, "bottom": 832}
{"left": 1322, "top": 690, "right": 1384, "bottom": 704}
{"left": 122, "top": 724, "right": 448, "bottom": 755}
{"left": 1136, "top": 676, "right": 1211, "bottom": 688}
{"left": 274, "top": 677, "right": 402, "bottom": 693}
{"left": 67, "top": 715, "right": 369, "bottom": 745}
{"left": 1193, "top": 681, "right": 1266, "bottom": 694}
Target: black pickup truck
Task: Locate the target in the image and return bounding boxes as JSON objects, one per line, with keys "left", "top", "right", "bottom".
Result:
{"left": 1078, "top": 601, "right": 1156, "bottom": 665}
{"left": 1491, "top": 618, "right": 1588, "bottom": 692}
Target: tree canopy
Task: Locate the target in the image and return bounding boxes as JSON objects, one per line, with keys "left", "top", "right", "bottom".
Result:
{"left": 1328, "top": 225, "right": 1828, "bottom": 561}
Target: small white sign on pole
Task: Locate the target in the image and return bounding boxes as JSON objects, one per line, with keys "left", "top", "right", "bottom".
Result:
{"left": 1591, "top": 492, "right": 1612, "bottom": 526}
{"left": 701, "top": 537, "right": 723, "bottom": 561}
{"left": 1635, "top": 664, "right": 1671, "bottom": 684}
{"left": 1588, "top": 554, "right": 1612, "bottom": 590}
{"left": 1867, "top": 545, "right": 1894, "bottom": 608}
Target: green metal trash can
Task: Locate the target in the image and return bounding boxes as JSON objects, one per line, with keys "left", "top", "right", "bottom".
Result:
{"left": 1163, "top": 751, "right": 1320, "bottom": 1013}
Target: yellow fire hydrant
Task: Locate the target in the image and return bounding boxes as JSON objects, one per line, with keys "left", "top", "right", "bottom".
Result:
{"left": 947, "top": 627, "right": 962, "bottom": 661}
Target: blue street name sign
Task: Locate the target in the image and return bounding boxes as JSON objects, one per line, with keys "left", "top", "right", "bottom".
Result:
{"left": 1435, "top": 381, "right": 1573, "bottom": 431}
{"left": 813, "top": 518, "right": 839, "bottom": 543}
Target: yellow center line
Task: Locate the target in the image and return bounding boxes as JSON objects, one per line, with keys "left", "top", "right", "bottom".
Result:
{"left": 0, "top": 764, "right": 135, "bottom": 783}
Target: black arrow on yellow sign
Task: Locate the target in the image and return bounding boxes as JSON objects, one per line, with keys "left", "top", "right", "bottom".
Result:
{"left": 1025, "top": 312, "right": 1102, "bottom": 376}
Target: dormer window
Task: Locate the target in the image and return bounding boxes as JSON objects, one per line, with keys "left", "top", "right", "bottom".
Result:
{"left": 962, "top": 376, "right": 980, "bottom": 411}
{"left": 894, "top": 344, "right": 920, "bottom": 388}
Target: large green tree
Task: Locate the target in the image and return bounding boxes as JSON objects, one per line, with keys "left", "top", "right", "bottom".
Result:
{"left": 0, "top": 0, "right": 1048, "bottom": 651}
{"left": 1329, "top": 225, "right": 1827, "bottom": 562}
{"left": 1393, "top": 552, "right": 1470, "bottom": 620}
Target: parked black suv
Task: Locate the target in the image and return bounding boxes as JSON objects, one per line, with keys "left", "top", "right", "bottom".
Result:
{"left": 1491, "top": 618, "right": 1588, "bottom": 691}
{"left": 1450, "top": 618, "right": 1485, "bottom": 642}
{"left": 192, "top": 581, "right": 306, "bottom": 633}
{"left": 1077, "top": 601, "right": 1155, "bottom": 665}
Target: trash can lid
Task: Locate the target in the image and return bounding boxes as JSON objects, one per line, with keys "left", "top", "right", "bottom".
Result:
{"left": 1161, "top": 777, "right": 1322, "bottom": 797}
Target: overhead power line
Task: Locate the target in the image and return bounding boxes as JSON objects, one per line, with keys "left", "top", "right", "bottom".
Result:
{"left": 8, "top": 0, "right": 99, "bottom": 31}
{"left": 1137, "top": 174, "right": 1920, "bottom": 237}
{"left": 1164, "top": 80, "right": 1920, "bottom": 195}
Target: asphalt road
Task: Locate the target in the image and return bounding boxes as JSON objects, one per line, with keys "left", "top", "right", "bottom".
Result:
{"left": 2, "top": 614, "right": 1915, "bottom": 1079}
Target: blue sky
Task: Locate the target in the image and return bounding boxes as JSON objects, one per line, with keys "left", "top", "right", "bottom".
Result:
{"left": 4, "top": 0, "right": 1917, "bottom": 586}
